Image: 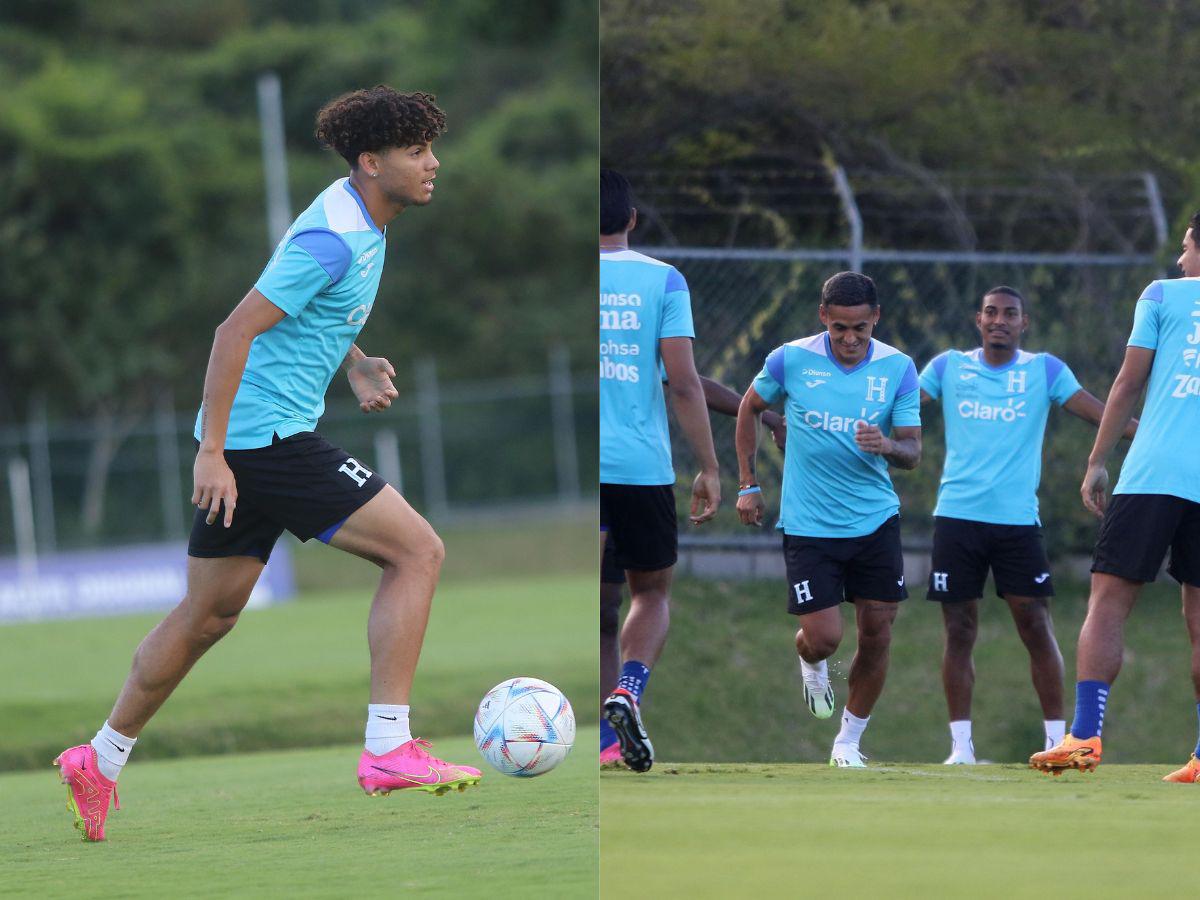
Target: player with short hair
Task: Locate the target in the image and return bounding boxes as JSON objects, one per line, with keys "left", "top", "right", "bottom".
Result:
{"left": 1031, "top": 216, "right": 1200, "bottom": 780}
{"left": 920, "top": 286, "right": 1135, "bottom": 764}
{"left": 600, "top": 168, "right": 720, "bottom": 773}
{"left": 600, "top": 377, "right": 784, "bottom": 768}
{"left": 736, "top": 271, "right": 921, "bottom": 768}
{"left": 54, "top": 86, "right": 481, "bottom": 842}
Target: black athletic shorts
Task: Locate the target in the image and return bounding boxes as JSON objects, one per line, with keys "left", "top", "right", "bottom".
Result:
{"left": 188, "top": 431, "right": 387, "bottom": 564}
{"left": 782, "top": 515, "right": 907, "bottom": 616}
{"left": 1092, "top": 493, "right": 1200, "bottom": 586}
{"left": 927, "top": 516, "right": 1054, "bottom": 602}
{"left": 599, "top": 483, "right": 677, "bottom": 572}
{"left": 600, "top": 534, "right": 626, "bottom": 585}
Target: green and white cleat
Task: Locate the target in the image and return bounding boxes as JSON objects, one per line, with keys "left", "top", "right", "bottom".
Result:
{"left": 829, "top": 744, "right": 868, "bottom": 768}
{"left": 799, "top": 654, "right": 836, "bottom": 720}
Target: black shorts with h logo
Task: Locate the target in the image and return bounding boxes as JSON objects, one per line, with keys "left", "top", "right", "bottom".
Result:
{"left": 782, "top": 515, "right": 908, "bottom": 615}
{"left": 187, "top": 431, "right": 387, "bottom": 564}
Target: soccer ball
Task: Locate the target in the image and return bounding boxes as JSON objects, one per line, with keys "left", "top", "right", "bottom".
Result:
{"left": 474, "top": 677, "right": 575, "bottom": 777}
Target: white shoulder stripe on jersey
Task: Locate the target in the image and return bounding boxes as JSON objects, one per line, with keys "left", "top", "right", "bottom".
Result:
{"left": 599, "top": 249, "right": 672, "bottom": 267}
{"left": 786, "top": 333, "right": 826, "bottom": 354}
{"left": 871, "top": 339, "right": 904, "bottom": 361}
{"left": 324, "top": 178, "right": 373, "bottom": 234}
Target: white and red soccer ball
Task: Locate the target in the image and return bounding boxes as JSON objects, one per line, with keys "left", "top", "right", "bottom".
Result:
{"left": 474, "top": 677, "right": 575, "bottom": 777}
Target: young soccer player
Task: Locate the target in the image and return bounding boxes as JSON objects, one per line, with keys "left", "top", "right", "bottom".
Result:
{"left": 600, "top": 168, "right": 720, "bottom": 773}
{"left": 54, "top": 87, "right": 481, "bottom": 842}
{"left": 920, "top": 287, "right": 1135, "bottom": 764}
{"left": 600, "top": 377, "right": 783, "bottom": 768}
{"left": 1031, "top": 216, "right": 1200, "bottom": 780}
{"left": 736, "top": 272, "right": 921, "bottom": 768}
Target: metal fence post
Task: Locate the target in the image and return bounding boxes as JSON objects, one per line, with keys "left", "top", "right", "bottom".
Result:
{"left": 257, "top": 71, "right": 292, "bottom": 250}
{"left": 415, "top": 358, "right": 448, "bottom": 520}
{"left": 27, "top": 392, "right": 57, "bottom": 552}
{"left": 548, "top": 344, "right": 581, "bottom": 503}
{"left": 373, "top": 429, "right": 403, "bottom": 495}
{"left": 8, "top": 458, "right": 37, "bottom": 577}
{"left": 156, "top": 391, "right": 185, "bottom": 538}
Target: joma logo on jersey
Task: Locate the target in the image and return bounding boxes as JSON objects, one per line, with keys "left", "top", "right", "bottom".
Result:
{"left": 957, "top": 398, "right": 1027, "bottom": 422}
{"left": 600, "top": 309, "right": 641, "bottom": 330}
{"left": 1171, "top": 374, "right": 1200, "bottom": 398}
{"left": 802, "top": 409, "right": 880, "bottom": 432}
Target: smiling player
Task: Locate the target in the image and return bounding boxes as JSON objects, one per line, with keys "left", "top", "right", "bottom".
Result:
{"left": 736, "top": 271, "right": 921, "bottom": 768}
{"left": 53, "top": 87, "right": 481, "bottom": 842}
{"left": 920, "top": 286, "right": 1134, "bottom": 765}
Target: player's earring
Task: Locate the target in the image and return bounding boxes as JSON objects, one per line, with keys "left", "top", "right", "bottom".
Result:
{"left": 371, "top": 172, "right": 378, "bottom": 178}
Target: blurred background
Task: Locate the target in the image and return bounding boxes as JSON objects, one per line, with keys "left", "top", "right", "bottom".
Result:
{"left": 601, "top": 0, "right": 1200, "bottom": 763}
{"left": 0, "top": 0, "right": 597, "bottom": 775}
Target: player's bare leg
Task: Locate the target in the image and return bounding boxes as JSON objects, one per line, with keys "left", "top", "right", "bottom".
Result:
{"left": 1006, "top": 595, "right": 1064, "bottom": 720}
{"left": 941, "top": 600, "right": 979, "bottom": 722}
{"left": 1164, "top": 585, "right": 1200, "bottom": 782}
{"left": 329, "top": 485, "right": 443, "bottom": 705}
{"left": 1031, "top": 573, "right": 1140, "bottom": 774}
{"left": 604, "top": 566, "right": 671, "bottom": 772}
{"left": 846, "top": 599, "right": 897, "bottom": 718}
{"left": 109, "top": 555, "right": 265, "bottom": 735}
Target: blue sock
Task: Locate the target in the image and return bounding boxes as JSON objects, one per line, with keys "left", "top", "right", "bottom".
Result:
{"left": 616, "top": 660, "right": 651, "bottom": 703}
{"left": 1069, "top": 680, "right": 1110, "bottom": 740}
{"left": 1194, "top": 702, "right": 1200, "bottom": 758}
{"left": 600, "top": 717, "right": 617, "bottom": 749}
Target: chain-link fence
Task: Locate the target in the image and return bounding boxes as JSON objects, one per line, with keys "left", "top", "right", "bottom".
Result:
{"left": 657, "top": 247, "right": 1162, "bottom": 554}
{"left": 0, "top": 349, "right": 597, "bottom": 558}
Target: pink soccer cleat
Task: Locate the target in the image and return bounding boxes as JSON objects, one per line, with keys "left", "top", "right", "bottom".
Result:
{"left": 600, "top": 742, "right": 625, "bottom": 769}
{"left": 357, "top": 738, "right": 481, "bottom": 796}
{"left": 54, "top": 744, "right": 119, "bottom": 842}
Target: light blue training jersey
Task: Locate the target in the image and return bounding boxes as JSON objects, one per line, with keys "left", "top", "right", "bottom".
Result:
{"left": 1115, "top": 278, "right": 1200, "bottom": 503}
{"left": 599, "top": 249, "right": 694, "bottom": 485}
{"left": 752, "top": 333, "right": 921, "bottom": 538}
{"left": 920, "top": 348, "right": 1082, "bottom": 525}
{"left": 194, "top": 178, "right": 386, "bottom": 449}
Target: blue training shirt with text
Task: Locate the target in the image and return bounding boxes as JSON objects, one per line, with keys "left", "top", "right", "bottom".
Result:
{"left": 599, "top": 249, "right": 694, "bottom": 485}
{"left": 1115, "top": 278, "right": 1200, "bottom": 503}
{"left": 194, "top": 178, "right": 386, "bottom": 449}
{"left": 920, "top": 348, "right": 1082, "bottom": 525}
{"left": 752, "top": 333, "right": 920, "bottom": 538}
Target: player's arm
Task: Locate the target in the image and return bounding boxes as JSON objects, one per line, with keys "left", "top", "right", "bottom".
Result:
{"left": 342, "top": 343, "right": 399, "bottom": 413}
{"left": 661, "top": 337, "right": 721, "bottom": 524}
{"left": 855, "top": 423, "right": 922, "bottom": 469}
{"left": 1062, "top": 389, "right": 1138, "bottom": 440}
{"left": 920, "top": 388, "right": 934, "bottom": 406}
{"left": 1081, "top": 346, "right": 1154, "bottom": 517}
{"left": 734, "top": 386, "right": 771, "bottom": 526}
{"left": 701, "top": 375, "right": 786, "bottom": 449}
{"left": 194, "top": 288, "right": 287, "bottom": 527}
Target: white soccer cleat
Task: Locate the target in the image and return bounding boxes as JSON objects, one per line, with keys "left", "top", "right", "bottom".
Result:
{"left": 829, "top": 743, "right": 868, "bottom": 768}
{"left": 799, "top": 656, "right": 836, "bottom": 720}
{"left": 943, "top": 744, "right": 977, "bottom": 765}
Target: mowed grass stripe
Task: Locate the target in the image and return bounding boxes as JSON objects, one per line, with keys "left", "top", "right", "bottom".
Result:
{"left": 602, "top": 763, "right": 1195, "bottom": 898}
{"left": 0, "top": 573, "right": 596, "bottom": 770}
{"left": 3, "top": 731, "right": 598, "bottom": 898}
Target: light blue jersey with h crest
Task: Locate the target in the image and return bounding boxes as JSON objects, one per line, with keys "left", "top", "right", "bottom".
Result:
{"left": 752, "top": 333, "right": 920, "bottom": 538}
{"left": 919, "top": 348, "right": 1082, "bottom": 525}
{"left": 1115, "top": 278, "right": 1200, "bottom": 503}
{"left": 195, "top": 178, "right": 386, "bottom": 449}
{"left": 599, "top": 249, "right": 694, "bottom": 485}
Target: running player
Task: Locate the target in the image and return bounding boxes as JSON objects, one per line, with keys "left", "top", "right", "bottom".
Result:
{"left": 736, "top": 271, "right": 921, "bottom": 768}
{"left": 1031, "top": 216, "right": 1200, "bottom": 780}
{"left": 54, "top": 87, "right": 480, "bottom": 842}
{"left": 600, "top": 377, "right": 783, "bottom": 767}
{"left": 600, "top": 168, "right": 720, "bottom": 773}
{"left": 920, "top": 286, "right": 1135, "bottom": 764}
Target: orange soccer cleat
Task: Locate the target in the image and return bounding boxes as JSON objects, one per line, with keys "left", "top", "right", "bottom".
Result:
{"left": 1029, "top": 734, "right": 1103, "bottom": 775}
{"left": 1162, "top": 755, "right": 1200, "bottom": 783}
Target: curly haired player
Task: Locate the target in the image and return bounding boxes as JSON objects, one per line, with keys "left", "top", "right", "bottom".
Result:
{"left": 54, "top": 86, "right": 481, "bottom": 842}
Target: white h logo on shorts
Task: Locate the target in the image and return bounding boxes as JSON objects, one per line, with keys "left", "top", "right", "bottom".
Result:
{"left": 338, "top": 457, "right": 373, "bottom": 488}
{"left": 793, "top": 580, "right": 814, "bottom": 605}
{"left": 932, "top": 571, "right": 949, "bottom": 592}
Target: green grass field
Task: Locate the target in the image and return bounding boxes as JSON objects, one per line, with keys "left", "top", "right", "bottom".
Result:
{"left": 3, "top": 730, "right": 597, "bottom": 898}
{"left": 602, "top": 762, "right": 1196, "bottom": 898}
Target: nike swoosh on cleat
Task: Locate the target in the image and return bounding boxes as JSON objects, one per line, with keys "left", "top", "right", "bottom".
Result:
{"left": 370, "top": 764, "right": 446, "bottom": 784}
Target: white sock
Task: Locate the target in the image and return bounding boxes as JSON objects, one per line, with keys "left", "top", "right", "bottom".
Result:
{"left": 834, "top": 709, "right": 870, "bottom": 748}
{"left": 1044, "top": 719, "right": 1066, "bottom": 750}
{"left": 365, "top": 704, "right": 412, "bottom": 755}
{"left": 90, "top": 721, "right": 136, "bottom": 782}
{"left": 949, "top": 719, "right": 973, "bottom": 750}
{"left": 799, "top": 655, "right": 828, "bottom": 680}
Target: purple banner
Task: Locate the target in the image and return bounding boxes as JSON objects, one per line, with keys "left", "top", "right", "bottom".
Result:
{"left": 0, "top": 542, "right": 295, "bottom": 622}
